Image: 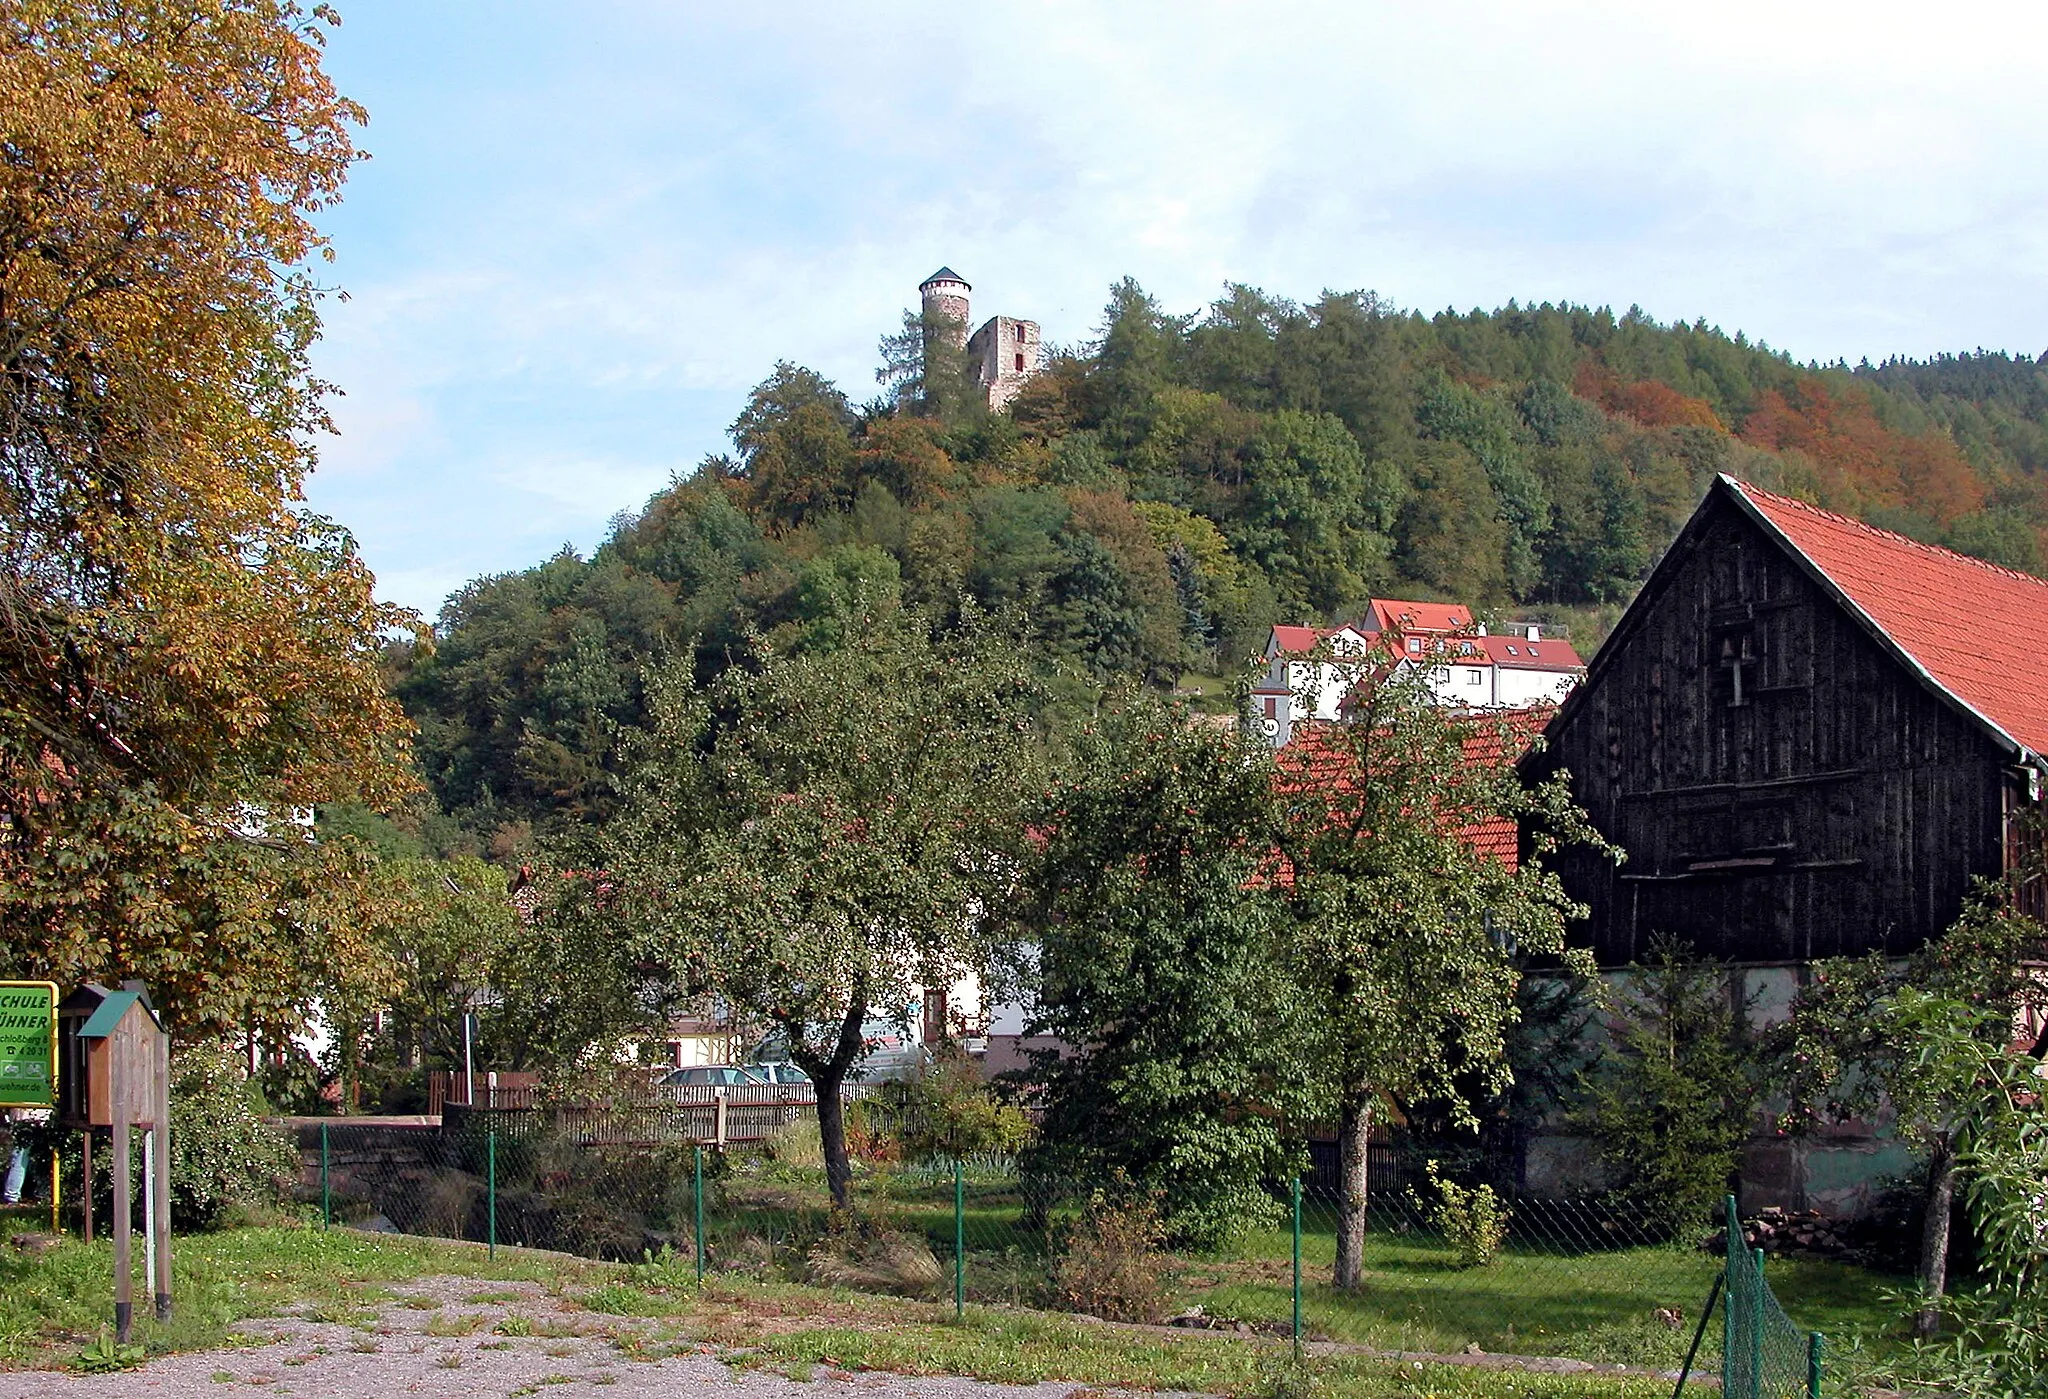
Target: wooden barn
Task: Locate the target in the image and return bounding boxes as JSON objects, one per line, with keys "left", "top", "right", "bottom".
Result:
{"left": 1531, "top": 474, "right": 2048, "bottom": 967}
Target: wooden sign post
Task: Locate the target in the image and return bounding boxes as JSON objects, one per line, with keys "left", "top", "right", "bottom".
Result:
{"left": 67, "top": 984, "right": 171, "bottom": 1342}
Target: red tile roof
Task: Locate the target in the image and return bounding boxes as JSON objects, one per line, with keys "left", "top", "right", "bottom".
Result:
{"left": 1364, "top": 598, "right": 1474, "bottom": 634}
{"left": 1477, "top": 635, "right": 1585, "bottom": 671}
{"left": 1273, "top": 710, "right": 1553, "bottom": 874}
{"left": 1269, "top": 624, "right": 1331, "bottom": 653}
{"left": 1729, "top": 476, "right": 2048, "bottom": 755}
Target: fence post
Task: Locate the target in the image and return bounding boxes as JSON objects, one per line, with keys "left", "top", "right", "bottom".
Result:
{"left": 320, "top": 1123, "right": 330, "bottom": 1230}
{"left": 953, "top": 1158, "right": 965, "bottom": 1320}
{"left": 1292, "top": 1174, "right": 1303, "bottom": 1362}
{"left": 1750, "top": 1247, "right": 1766, "bottom": 1396}
{"left": 1722, "top": 1197, "right": 1737, "bottom": 1399}
{"left": 1807, "top": 1331, "right": 1823, "bottom": 1399}
{"left": 487, "top": 1127, "right": 497, "bottom": 1261}
{"left": 693, "top": 1146, "right": 705, "bottom": 1283}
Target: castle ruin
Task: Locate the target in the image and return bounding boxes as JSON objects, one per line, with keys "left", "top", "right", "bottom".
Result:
{"left": 918, "top": 268, "right": 1040, "bottom": 411}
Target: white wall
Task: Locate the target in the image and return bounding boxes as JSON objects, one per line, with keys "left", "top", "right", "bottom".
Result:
{"left": 1494, "top": 666, "right": 1580, "bottom": 707}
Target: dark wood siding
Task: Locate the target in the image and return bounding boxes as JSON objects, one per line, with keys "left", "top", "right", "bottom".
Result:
{"left": 1537, "top": 493, "right": 2010, "bottom": 965}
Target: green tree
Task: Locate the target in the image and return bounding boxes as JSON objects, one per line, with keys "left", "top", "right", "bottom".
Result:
{"left": 1274, "top": 666, "right": 1606, "bottom": 1287}
{"left": 1578, "top": 942, "right": 1759, "bottom": 1237}
{"left": 877, "top": 307, "right": 977, "bottom": 425}
{"left": 789, "top": 544, "right": 904, "bottom": 650}
{"left": 1876, "top": 993, "right": 2048, "bottom": 1394}
{"left": 1024, "top": 693, "right": 1317, "bottom": 1247}
{"left": 1771, "top": 897, "right": 2048, "bottom": 1335}
{"left": 1237, "top": 409, "right": 1399, "bottom": 615}
{"left": 572, "top": 605, "right": 1046, "bottom": 1205}
{"left": 731, "top": 361, "right": 854, "bottom": 462}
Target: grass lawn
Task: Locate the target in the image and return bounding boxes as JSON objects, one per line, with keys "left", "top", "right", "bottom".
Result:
{"left": 1180, "top": 1223, "right": 1900, "bottom": 1368}
{"left": 812, "top": 1178, "right": 1901, "bottom": 1370}
{"left": 0, "top": 1224, "right": 611, "bottom": 1366}
{"left": 694, "top": 1281, "right": 1676, "bottom": 1399}
{"left": 0, "top": 1223, "right": 1681, "bottom": 1396}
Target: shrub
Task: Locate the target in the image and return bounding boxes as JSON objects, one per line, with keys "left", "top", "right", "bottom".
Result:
{"left": 1409, "top": 1159, "right": 1510, "bottom": 1268}
{"left": 898, "top": 1051, "right": 1032, "bottom": 1160}
{"left": 1048, "top": 1183, "right": 1175, "bottom": 1323}
{"left": 1579, "top": 942, "right": 1758, "bottom": 1238}
{"left": 167, "top": 1045, "right": 301, "bottom": 1228}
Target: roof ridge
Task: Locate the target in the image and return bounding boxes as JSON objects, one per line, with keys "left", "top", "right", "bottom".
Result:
{"left": 1727, "top": 475, "right": 2048, "bottom": 591}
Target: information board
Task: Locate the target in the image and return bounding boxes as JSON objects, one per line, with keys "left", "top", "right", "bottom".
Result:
{"left": 0, "top": 981, "right": 57, "bottom": 1107}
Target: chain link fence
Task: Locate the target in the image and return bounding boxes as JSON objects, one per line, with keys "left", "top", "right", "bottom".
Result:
{"left": 297, "top": 1108, "right": 1856, "bottom": 1386}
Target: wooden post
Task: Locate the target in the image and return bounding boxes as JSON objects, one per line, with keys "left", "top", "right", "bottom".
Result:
{"left": 714, "top": 1093, "right": 728, "bottom": 1147}
{"left": 80, "top": 1131, "right": 93, "bottom": 1243}
{"left": 142, "top": 1129, "right": 156, "bottom": 1307}
{"left": 111, "top": 1111, "right": 131, "bottom": 1343}
{"left": 151, "top": 1029, "right": 171, "bottom": 1322}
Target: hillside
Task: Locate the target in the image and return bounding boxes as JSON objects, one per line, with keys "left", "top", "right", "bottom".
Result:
{"left": 382, "top": 281, "right": 2048, "bottom": 855}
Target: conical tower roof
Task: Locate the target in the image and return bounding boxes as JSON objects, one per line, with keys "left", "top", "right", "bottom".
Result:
{"left": 920, "top": 267, "right": 970, "bottom": 290}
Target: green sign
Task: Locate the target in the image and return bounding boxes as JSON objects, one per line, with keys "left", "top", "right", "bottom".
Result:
{"left": 0, "top": 982, "right": 57, "bottom": 1108}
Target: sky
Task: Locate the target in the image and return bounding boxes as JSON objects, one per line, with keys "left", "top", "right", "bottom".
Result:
{"left": 302, "top": 0, "right": 2048, "bottom": 619}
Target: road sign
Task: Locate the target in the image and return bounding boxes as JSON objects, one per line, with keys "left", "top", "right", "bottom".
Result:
{"left": 0, "top": 981, "right": 58, "bottom": 1108}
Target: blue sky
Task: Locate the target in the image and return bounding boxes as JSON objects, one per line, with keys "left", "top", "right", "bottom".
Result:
{"left": 302, "top": 1, "right": 2048, "bottom": 619}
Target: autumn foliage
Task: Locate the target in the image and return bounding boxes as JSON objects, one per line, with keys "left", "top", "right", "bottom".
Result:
{"left": 1737, "top": 381, "right": 1985, "bottom": 525}
{"left": 0, "top": 1, "right": 417, "bottom": 1035}
{"left": 1575, "top": 361, "right": 1724, "bottom": 431}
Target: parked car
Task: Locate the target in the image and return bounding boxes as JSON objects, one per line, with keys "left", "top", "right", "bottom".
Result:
{"left": 657, "top": 1065, "right": 765, "bottom": 1093}
{"left": 749, "top": 1061, "right": 811, "bottom": 1085}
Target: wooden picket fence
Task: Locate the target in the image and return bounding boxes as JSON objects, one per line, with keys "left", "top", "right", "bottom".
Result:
{"left": 437, "top": 1078, "right": 876, "bottom": 1147}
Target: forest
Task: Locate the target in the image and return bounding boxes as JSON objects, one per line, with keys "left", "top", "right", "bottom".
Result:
{"left": 377, "top": 279, "right": 2048, "bottom": 858}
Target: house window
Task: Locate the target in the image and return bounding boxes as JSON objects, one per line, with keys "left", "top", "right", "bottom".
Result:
{"left": 1263, "top": 697, "right": 1278, "bottom": 718}
{"left": 1406, "top": 637, "right": 1422, "bottom": 654}
{"left": 1716, "top": 627, "right": 1756, "bottom": 707}
{"left": 1467, "top": 669, "right": 1484, "bottom": 686}
{"left": 1014, "top": 352, "right": 1025, "bottom": 372}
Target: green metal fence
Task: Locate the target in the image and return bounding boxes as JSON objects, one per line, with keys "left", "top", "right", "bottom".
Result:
{"left": 1720, "top": 1194, "right": 1824, "bottom": 1399}
{"left": 303, "top": 1119, "right": 1845, "bottom": 1382}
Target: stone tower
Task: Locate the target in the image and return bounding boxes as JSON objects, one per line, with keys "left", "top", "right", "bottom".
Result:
{"left": 919, "top": 267, "right": 972, "bottom": 349}
{"left": 918, "top": 267, "right": 1040, "bottom": 410}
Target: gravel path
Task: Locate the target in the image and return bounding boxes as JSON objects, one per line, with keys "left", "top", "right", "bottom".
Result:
{"left": 0, "top": 1276, "right": 1090, "bottom": 1399}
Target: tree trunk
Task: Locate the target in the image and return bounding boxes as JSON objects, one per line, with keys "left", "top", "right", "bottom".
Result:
{"left": 1913, "top": 1138, "right": 1957, "bottom": 1338}
{"left": 809, "top": 994, "right": 871, "bottom": 1212}
{"left": 1333, "top": 1089, "right": 1373, "bottom": 1289}
{"left": 816, "top": 1066, "right": 852, "bottom": 1209}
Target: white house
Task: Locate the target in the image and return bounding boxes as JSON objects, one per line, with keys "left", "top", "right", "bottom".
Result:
{"left": 1248, "top": 598, "right": 1587, "bottom": 749}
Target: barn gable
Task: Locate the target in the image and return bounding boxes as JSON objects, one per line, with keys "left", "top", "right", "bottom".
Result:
{"left": 1534, "top": 475, "right": 2036, "bottom": 965}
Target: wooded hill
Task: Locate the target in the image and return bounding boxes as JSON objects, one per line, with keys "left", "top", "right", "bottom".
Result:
{"left": 380, "top": 281, "right": 2048, "bottom": 857}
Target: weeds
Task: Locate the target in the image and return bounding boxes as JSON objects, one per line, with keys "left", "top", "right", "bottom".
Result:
{"left": 1050, "top": 1185, "right": 1175, "bottom": 1323}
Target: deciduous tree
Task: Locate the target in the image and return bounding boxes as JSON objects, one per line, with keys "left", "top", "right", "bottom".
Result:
{"left": 1024, "top": 693, "right": 1318, "bottom": 1247}
{"left": 0, "top": 0, "right": 417, "bottom": 1036}
{"left": 1274, "top": 666, "right": 1605, "bottom": 1287}
{"left": 572, "top": 603, "right": 1046, "bottom": 1205}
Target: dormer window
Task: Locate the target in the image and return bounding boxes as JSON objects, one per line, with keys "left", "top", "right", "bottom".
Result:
{"left": 1407, "top": 638, "right": 1422, "bottom": 655}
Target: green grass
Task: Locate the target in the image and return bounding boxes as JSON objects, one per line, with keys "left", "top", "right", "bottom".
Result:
{"left": 0, "top": 1220, "right": 1876, "bottom": 1399}
{"left": 1180, "top": 1221, "right": 1898, "bottom": 1366}
{"left": 701, "top": 1172, "right": 1900, "bottom": 1369}
{"left": 718, "top": 1300, "right": 1672, "bottom": 1398}
{"left": 0, "top": 1225, "right": 606, "bottom": 1368}
{"left": 1173, "top": 671, "right": 1240, "bottom": 715}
